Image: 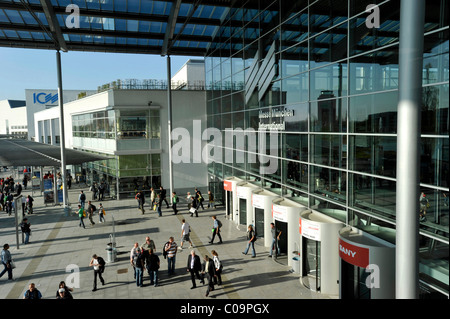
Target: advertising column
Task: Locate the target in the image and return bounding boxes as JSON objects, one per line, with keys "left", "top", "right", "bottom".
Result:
{"left": 299, "top": 210, "right": 343, "bottom": 295}
{"left": 236, "top": 182, "right": 258, "bottom": 227}
{"left": 251, "top": 189, "right": 278, "bottom": 247}
{"left": 272, "top": 198, "right": 307, "bottom": 269}
{"left": 339, "top": 227, "right": 395, "bottom": 299}
{"left": 223, "top": 177, "right": 242, "bottom": 223}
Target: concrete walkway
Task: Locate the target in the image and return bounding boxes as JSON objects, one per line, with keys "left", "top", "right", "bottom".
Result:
{"left": 0, "top": 182, "right": 332, "bottom": 301}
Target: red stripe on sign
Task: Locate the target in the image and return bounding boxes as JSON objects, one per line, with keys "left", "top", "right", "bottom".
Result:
{"left": 339, "top": 238, "right": 369, "bottom": 268}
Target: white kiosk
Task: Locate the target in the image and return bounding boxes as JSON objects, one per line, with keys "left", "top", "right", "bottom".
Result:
{"left": 339, "top": 226, "right": 396, "bottom": 299}
{"left": 299, "top": 210, "right": 344, "bottom": 295}
{"left": 223, "top": 177, "right": 243, "bottom": 222}
{"left": 272, "top": 198, "right": 307, "bottom": 271}
{"left": 236, "top": 181, "right": 259, "bottom": 226}
{"left": 251, "top": 188, "right": 279, "bottom": 247}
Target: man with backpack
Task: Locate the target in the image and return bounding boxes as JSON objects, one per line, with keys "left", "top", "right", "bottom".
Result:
{"left": 78, "top": 190, "right": 86, "bottom": 209}
{"left": 77, "top": 204, "right": 86, "bottom": 229}
{"left": 87, "top": 201, "right": 96, "bottom": 225}
{"left": 209, "top": 215, "right": 223, "bottom": 244}
{"left": 89, "top": 254, "right": 105, "bottom": 291}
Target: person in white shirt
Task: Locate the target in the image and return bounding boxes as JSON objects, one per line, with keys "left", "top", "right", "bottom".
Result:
{"left": 180, "top": 219, "right": 193, "bottom": 251}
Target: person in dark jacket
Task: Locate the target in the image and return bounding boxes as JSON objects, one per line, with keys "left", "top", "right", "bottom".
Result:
{"left": 202, "top": 254, "right": 216, "bottom": 297}
{"left": 186, "top": 250, "right": 203, "bottom": 289}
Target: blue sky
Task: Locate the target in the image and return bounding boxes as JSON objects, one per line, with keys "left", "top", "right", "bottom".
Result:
{"left": 0, "top": 47, "right": 199, "bottom": 101}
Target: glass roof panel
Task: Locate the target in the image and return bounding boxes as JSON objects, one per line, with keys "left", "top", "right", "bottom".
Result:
{"left": 86, "top": 0, "right": 101, "bottom": 10}
{"left": 3, "top": 29, "right": 19, "bottom": 38}
{"left": 4, "top": 9, "right": 24, "bottom": 24}
{"left": 30, "top": 31, "right": 45, "bottom": 40}
{"left": 138, "top": 20, "right": 151, "bottom": 32}
{"left": 100, "top": 0, "right": 114, "bottom": 11}
{"left": 152, "top": 1, "right": 171, "bottom": 15}
{"left": 0, "top": 10, "right": 9, "bottom": 23}
{"left": 127, "top": 19, "right": 139, "bottom": 32}
{"left": 127, "top": 0, "right": 140, "bottom": 13}
{"left": 17, "top": 30, "right": 32, "bottom": 39}
{"left": 20, "top": 11, "right": 39, "bottom": 25}
{"left": 115, "top": 19, "right": 127, "bottom": 32}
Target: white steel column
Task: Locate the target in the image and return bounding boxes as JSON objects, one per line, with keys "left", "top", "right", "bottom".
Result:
{"left": 167, "top": 55, "right": 174, "bottom": 196}
{"left": 395, "top": 0, "right": 425, "bottom": 299}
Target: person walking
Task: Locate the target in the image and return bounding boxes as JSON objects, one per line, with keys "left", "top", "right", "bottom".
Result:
{"left": 189, "top": 196, "right": 199, "bottom": 217}
{"left": 186, "top": 250, "right": 203, "bottom": 289}
{"left": 195, "top": 189, "right": 204, "bottom": 210}
{"left": 133, "top": 248, "right": 145, "bottom": 287}
{"left": 155, "top": 194, "right": 162, "bottom": 217}
{"left": 164, "top": 237, "right": 178, "bottom": 276}
{"left": 130, "top": 242, "right": 141, "bottom": 280}
{"left": 136, "top": 191, "right": 145, "bottom": 214}
{"left": 89, "top": 254, "right": 105, "bottom": 291}
{"left": 0, "top": 244, "right": 13, "bottom": 281}
{"left": 160, "top": 186, "right": 170, "bottom": 208}
{"left": 207, "top": 191, "right": 215, "bottom": 209}
{"left": 55, "top": 281, "right": 73, "bottom": 299}
{"left": 209, "top": 215, "right": 223, "bottom": 244}
{"left": 78, "top": 190, "right": 86, "bottom": 209}
{"left": 150, "top": 187, "right": 156, "bottom": 207}
{"left": 242, "top": 225, "right": 257, "bottom": 258}
{"left": 172, "top": 191, "right": 179, "bottom": 215}
{"left": 146, "top": 248, "right": 160, "bottom": 287}
{"left": 77, "top": 204, "right": 86, "bottom": 229}
{"left": 20, "top": 217, "right": 31, "bottom": 244}
{"left": 269, "top": 223, "right": 281, "bottom": 258}
{"left": 87, "top": 201, "right": 96, "bottom": 226}
{"left": 202, "top": 255, "right": 215, "bottom": 297}
{"left": 211, "top": 250, "right": 223, "bottom": 286}
{"left": 98, "top": 203, "right": 106, "bottom": 223}
{"left": 23, "top": 283, "right": 42, "bottom": 299}
{"left": 141, "top": 236, "right": 156, "bottom": 253}
{"left": 180, "top": 219, "right": 193, "bottom": 251}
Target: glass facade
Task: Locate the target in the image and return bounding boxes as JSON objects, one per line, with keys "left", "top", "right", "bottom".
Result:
{"left": 205, "top": 0, "right": 449, "bottom": 296}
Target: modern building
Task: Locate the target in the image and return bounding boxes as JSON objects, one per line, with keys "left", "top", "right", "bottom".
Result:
{"left": 204, "top": 1, "right": 448, "bottom": 299}
{"left": 34, "top": 84, "right": 207, "bottom": 199}
{"left": 0, "top": 99, "right": 27, "bottom": 138}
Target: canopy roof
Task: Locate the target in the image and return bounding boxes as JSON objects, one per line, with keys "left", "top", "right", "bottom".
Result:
{"left": 0, "top": 138, "right": 109, "bottom": 166}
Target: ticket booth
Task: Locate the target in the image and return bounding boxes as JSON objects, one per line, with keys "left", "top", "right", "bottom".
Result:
{"left": 223, "top": 177, "right": 242, "bottom": 221}
{"left": 251, "top": 188, "right": 278, "bottom": 247}
{"left": 236, "top": 182, "right": 258, "bottom": 226}
{"left": 272, "top": 198, "right": 307, "bottom": 270}
{"left": 339, "top": 226, "right": 395, "bottom": 299}
{"left": 299, "top": 210, "right": 344, "bottom": 295}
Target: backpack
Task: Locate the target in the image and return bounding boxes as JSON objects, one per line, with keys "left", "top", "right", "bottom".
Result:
{"left": 91, "top": 204, "right": 96, "bottom": 212}
{"left": 80, "top": 193, "right": 86, "bottom": 201}
{"left": 97, "top": 257, "right": 106, "bottom": 272}
{"left": 217, "top": 219, "right": 222, "bottom": 229}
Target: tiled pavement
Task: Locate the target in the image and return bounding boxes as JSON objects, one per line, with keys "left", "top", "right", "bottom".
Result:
{"left": 0, "top": 183, "right": 333, "bottom": 302}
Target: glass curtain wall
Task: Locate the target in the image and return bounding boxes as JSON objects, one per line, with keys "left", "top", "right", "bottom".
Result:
{"left": 205, "top": 0, "right": 449, "bottom": 296}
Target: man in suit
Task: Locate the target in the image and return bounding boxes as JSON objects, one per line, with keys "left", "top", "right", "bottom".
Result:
{"left": 186, "top": 250, "right": 203, "bottom": 289}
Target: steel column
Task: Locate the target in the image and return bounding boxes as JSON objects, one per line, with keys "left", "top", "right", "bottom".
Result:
{"left": 167, "top": 55, "right": 174, "bottom": 196}
{"left": 395, "top": 0, "right": 425, "bottom": 299}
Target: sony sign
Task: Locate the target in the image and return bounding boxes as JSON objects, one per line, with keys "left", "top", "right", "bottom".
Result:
{"left": 33, "top": 92, "right": 59, "bottom": 105}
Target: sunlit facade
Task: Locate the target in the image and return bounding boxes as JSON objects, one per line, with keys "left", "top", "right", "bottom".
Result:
{"left": 205, "top": 0, "right": 448, "bottom": 298}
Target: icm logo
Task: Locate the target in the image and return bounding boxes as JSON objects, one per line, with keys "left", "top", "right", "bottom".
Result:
{"left": 33, "top": 92, "right": 59, "bottom": 105}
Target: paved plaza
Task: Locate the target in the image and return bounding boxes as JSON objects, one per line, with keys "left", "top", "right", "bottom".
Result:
{"left": 0, "top": 179, "right": 333, "bottom": 303}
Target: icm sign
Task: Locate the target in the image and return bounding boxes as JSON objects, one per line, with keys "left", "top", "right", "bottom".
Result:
{"left": 33, "top": 92, "right": 58, "bottom": 105}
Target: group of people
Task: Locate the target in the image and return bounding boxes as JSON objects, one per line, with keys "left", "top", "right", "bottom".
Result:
{"left": 76, "top": 190, "right": 106, "bottom": 228}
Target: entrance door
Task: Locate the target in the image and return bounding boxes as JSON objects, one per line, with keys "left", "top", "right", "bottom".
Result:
{"left": 226, "top": 191, "right": 232, "bottom": 218}
{"left": 340, "top": 260, "right": 371, "bottom": 299}
{"left": 239, "top": 198, "right": 247, "bottom": 225}
{"left": 302, "top": 237, "right": 321, "bottom": 291}
{"left": 208, "top": 181, "right": 224, "bottom": 207}
{"left": 254, "top": 208, "right": 265, "bottom": 240}
{"left": 275, "top": 220, "right": 287, "bottom": 254}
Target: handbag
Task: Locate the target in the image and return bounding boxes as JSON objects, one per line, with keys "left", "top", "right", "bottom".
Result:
{"left": 10, "top": 260, "right": 16, "bottom": 269}
{"left": 189, "top": 207, "right": 197, "bottom": 214}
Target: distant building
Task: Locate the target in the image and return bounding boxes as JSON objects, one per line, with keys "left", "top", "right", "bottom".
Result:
{"left": 0, "top": 99, "right": 27, "bottom": 138}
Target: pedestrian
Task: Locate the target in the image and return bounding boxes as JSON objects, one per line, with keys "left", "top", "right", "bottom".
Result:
{"left": 172, "top": 191, "right": 179, "bottom": 215}
{"left": 77, "top": 204, "right": 86, "bottom": 229}
{"left": 419, "top": 192, "right": 430, "bottom": 222}
{"left": 202, "top": 254, "right": 215, "bottom": 297}
{"left": 186, "top": 192, "right": 192, "bottom": 210}
{"left": 146, "top": 248, "right": 160, "bottom": 287}
{"left": 269, "top": 223, "right": 282, "bottom": 258}
{"left": 180, "top": 219, "right": 193, "bottom": 251}
{"left": 56, "top": 288, "right": 72, "bottom": 299}
{"left": 130, "top": 242, "right": 141, "bottom": 280}
{"left": 78, "top": 190, "right": 86, "bottom": 209}
{"left": 211, "top": 250, "right": 223, "bottom": 285}
{"left": 20, "top": 217, "right": 31, "bottom": 244}
{"left": 242, "top": 225, "right": 257, "bottom": 258}
{"left": 209, "top": 215, "right": 223, "bottom": 244}
{"left": 150, "top": 187, "right": 156, "bottom": 206}
{"left": 141, "top": 236, "right": 156, "bottom": 253}
{"left": 208, "top": 191, "right": 215, "bottom": 208}
{"left": 186, "top": 250, "right": 203, "bottom": 289}
{"left": 98, "top": 182, "right": 105, "bottom": 201}
{"left": 195, "top": 188, "right": 204, "bottom": 210}
{"left": 164, "top": 237, "right": 177, "bottom": 275}
{"left": 55, "top": 281, "right": 73, "bottom": 299}
{"left": 189, "top": 196, "right": 198, "bottom": 217}
{"left": 89, "top": 254, "right": 105, "bottom": 291}
{"left": 90, "top": 182, "right": 97, "bottom": 200}
{"left": 0, "top": 244, "right": 13, "bottom": 281}
{"left": 23, "top": 283, "right": 42, "bottom": 299}
{"left": 87, "top": 200, "right": 96, "bottom": 225}
{"left": 137, "top": 191, "right": 145, "bottom": 214}
{"left": 155, "top": 194, "right": 162, "bottom": 217}
{"left": 98, "top": 203, "right": 106, "bottom": 223}
{"left": 21, "top": 195, "right": 26, "bottom": 216}
{"left": 133, "top": 248, "right": 145, "bottom": 287}
{"left": 160, "top": 186, "right": 170, "bottom": 208}
{"left": 26, "top": 195, "right": 34, "bottom": 214}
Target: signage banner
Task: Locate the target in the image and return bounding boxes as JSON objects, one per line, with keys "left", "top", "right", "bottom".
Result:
{"left": 236, "top": 187, "right": 247, "bottom": 198}
{"left": 252, "top": 194, "right": 264, "bottom": 209}
{"left": 339, "top": 238, "right": 370, "bottom": 268}
{"left": 272, "top": 204, "right": 288, "bottom": 222}
{"left": 300, "top": 218, "right": 321, "bottom": 240}
{"left": 223, "top": 180, "right": 233, "bottom": 191}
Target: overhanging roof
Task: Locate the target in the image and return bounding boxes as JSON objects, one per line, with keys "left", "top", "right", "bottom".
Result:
{"left": 0, "top": 138, "right": 109, "bottom": 166}
{"left": 0, "top": 0, "right": 233, "bottom": 56}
